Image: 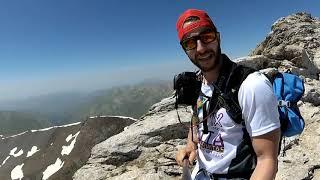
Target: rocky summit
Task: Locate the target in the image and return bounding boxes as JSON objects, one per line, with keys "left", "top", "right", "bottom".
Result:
{"left": 1, "top": 12, "right": 320, "bottom": 180}
{"left": 249, "top": 12, "right": 320, "bottom": 80}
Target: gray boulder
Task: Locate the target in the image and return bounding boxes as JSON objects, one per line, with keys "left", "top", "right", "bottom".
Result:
{"left": 250, "top": 12, "right": 320, "bottom": 79}
{"left": 73, "top": 97, "right": 191, "bottom": 180}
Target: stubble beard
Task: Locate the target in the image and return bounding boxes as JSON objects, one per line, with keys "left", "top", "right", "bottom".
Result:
{"left": 193, "top": 46, "right": 222, "bottom": 73}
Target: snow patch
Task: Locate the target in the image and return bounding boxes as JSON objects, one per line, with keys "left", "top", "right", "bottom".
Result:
{"left": 61, "top": 131, "right": 80, "bottom": 156}
{"left": 62, "top": 122, "right": 81, "bottom": 127}
{"left": 42, "top": 158, "right": 64, "bottom": 180}
{"left": 31, "top": 122, "right": 81, "bottom": 132}
{"left": 1, "top": 156, "right": 10, "bottom": 165}
{"left": 2, "top": 131, "right": 28, "bottom": 140}
{"left": 11, "top": 163, "right": 24, "bottom": 180}
{"left": 1, "top": 147, "right": 24, "bottom": 167}
{"left": 89, "top": 115, "right": 137, "bottom": 120}
{"left": 27, "top": 146, "right": 40, "bottom": 157}
{"left": 10, "top": 147, "right": 24, "bottom": 157}
{"left": 31, "top": 127, "right": 53, "bottom": 132}
{"left": 109, "top": 115, "right": 137, "bottom": 121}
{"left": 65, "top": 134, "right": 73, "bottom": 142}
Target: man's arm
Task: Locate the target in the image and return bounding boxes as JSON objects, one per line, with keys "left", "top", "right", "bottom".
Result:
{"left": 250, "top": 128, "right": 280, "bottom": 180}
{"left": 238, "top": 72, "right": 281, "bottom": 179}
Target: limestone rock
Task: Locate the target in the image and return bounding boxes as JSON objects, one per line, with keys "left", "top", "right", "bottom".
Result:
{"left": 250, "top": 12, "right": 320, "bottom": 79}
{"left": 73, "top": 97, "right": 192, "bottom": 180}
{"left": 236, "top": 55, "right": 281, "bottom": 70}
{"left": 303, "top": 79, "right": 320, "bottom": 106}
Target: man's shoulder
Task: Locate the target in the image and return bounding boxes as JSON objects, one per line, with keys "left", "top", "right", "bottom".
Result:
{"left": 240, "top": 71, "right": 273, "bottom": 92}
{"left": 238, "top": 71, "right": 280, "bottom": 137}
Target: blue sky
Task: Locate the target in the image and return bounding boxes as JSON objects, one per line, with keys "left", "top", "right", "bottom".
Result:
{"left": 0, "top": 0, "right": 319, "bottom": 100}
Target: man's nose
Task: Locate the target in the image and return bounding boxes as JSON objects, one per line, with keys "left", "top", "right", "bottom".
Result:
{"left": 196, "top": 40, "right": 206, "bottom": 54}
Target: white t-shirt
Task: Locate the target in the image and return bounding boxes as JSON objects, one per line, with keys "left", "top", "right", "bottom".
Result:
{"left": 191, "top": 71, "right": 280, "bottom": 179}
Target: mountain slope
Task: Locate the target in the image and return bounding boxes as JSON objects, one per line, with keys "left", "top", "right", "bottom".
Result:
{"left": 0, "top": 116, "right": 136, "bottom": 180}
{"left": 74, "top": 80, "right": 173, "bottom": 120}
{"left": 0, "top": 80, "right": 173, "bottom": 134}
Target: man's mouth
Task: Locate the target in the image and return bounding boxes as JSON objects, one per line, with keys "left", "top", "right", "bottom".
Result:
{"left": 198, "top": 53, "right": 212, "bottom": 61}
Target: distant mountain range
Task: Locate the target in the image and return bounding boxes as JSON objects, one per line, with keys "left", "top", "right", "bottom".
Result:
{"left": 0, "top": 111, "right": 51, "bottom": 135}
{"left": 0, "top": 80, "right": 173, "bottom": 136}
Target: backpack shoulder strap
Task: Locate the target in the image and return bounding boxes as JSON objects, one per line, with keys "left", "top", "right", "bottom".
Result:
{"left": 227, "top": 65, "right": 257, "bottom": 93}
{"left": 209, "top": 55, "right": 256, "bottom": 124}
{"left": 225, "top": 65, "right": 256, "bottom": 124}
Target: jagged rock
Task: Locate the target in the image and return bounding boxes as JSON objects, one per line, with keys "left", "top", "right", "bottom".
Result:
{"left": 250, "top": 12, "right": 320, "bottom": 79}
{"left": 236, "top": 55, "right": 320, "bottom": 106}
{"left": 0, "top": 116, "right": 135, "bottom": 180}
{"left": 236, "top": 55, "right": 282, "bottom": 70}
{"left": 302, "top": 79, "right": 320, "bottom": 106}
{"left": 73, "top": 97, "right": 191, "bottom": 180}
{"left": 236, "top": 53, "right": 318, "bottom": 79}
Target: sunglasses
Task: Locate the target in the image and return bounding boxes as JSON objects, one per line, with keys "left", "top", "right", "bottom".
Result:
{"left": 180, "top": 31, "right": 218, "bottom": 51}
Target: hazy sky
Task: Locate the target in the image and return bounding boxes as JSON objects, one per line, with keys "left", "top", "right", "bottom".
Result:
{"left": 0, "top": 0, "right": 319, "bottom": 100}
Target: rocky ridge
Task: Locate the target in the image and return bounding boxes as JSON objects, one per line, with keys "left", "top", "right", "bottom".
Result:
{"left": 73, "top": 97, "right": 191, "bottom": 180}
{"left": 249, "top": 12, "right": 320, "bottom": 79}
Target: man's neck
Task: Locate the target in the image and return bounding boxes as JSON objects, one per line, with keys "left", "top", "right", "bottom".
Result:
{"left": 202, "top": 56, "right": 223, "bottom": 85}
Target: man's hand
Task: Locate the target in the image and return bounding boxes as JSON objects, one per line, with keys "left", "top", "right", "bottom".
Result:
{"left": 176, "top": 143, "right": 197, "bottom": 166}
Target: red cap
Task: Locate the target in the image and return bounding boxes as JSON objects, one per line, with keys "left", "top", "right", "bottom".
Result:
{"left": 176, "top": 9, "right": 216, "bottom": 41}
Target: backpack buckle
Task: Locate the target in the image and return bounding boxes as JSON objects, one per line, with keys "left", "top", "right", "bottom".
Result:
{"left": 278, "top": 100, "right": 291, "bottom": 107}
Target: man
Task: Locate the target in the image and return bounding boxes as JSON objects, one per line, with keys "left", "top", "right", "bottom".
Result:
{"left": 175, "top": 9, "right": 281, "bottom": 180}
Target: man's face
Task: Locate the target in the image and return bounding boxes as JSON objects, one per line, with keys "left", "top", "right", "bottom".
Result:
{"left": 181, "top": 26, "right": 221, "bottom": 73}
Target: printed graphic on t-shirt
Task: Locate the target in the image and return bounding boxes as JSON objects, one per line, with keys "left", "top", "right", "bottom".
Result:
{"left": 197, "top": 95, "right": 225, "bottom": 155}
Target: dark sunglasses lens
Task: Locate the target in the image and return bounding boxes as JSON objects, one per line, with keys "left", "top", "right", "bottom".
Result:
{"left": 181, "top": 32, "right": 216, "bottom": 50}
{"left": 200, "top": 32, "right": 216, "bottom": 44}
{"left": 182, "top": 38, "right": 197, "bottom": 50}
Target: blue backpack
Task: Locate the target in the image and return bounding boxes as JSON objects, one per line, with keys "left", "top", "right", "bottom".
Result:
{"left": 208, "top": 61, "right": 306, "bottom": 157}
{"left": 273, "top": 72, "right": 305, "bottom": 137}
{"left": 208, "top": 60, "right": 305, "bottom": 139}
